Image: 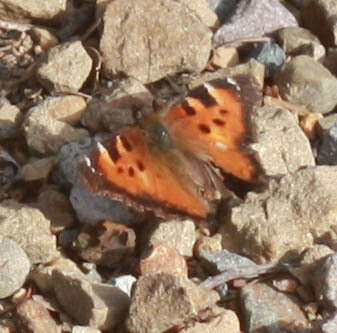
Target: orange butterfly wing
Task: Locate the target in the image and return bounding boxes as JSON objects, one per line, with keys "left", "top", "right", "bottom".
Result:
{"left": 162, "top": 75, "right": 262, "bottom": 182}
{"left": 80, "top": 127, "right": 210, "bottom": 221}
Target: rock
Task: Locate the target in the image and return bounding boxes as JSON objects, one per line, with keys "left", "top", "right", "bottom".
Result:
{"left": 241, "top": 282, "right": 309, "bottom": 331}
{"left": 0, "top": 200, "right": 59, "bottom": 264}
{"left": 313, "top": 253, "right": 337, "bottom": 311}
{"left": 318, "top": 122, "right": 337, "bottom": 165}
{"left": 108, "top": 275, "right": 136, "bottom": 297}
{"left": 179, "top": 307, "right": 240, "bottom": 333}
{"left": 182, "top": 0, "right": 218, "bottom": 27}
{"left": 0, "top": 0, "right": 67, "bottom": 22}
{"left": 30, "top": 256, "right": 84, "bottom": 294}
{"left": 20, "top": 156, "right": 58, "bottom": 181}
{"left": 274, "top": 55, "right": 337, "bottom": 114}
{"left": 302, "top": 0, "right": 337, "bottom": 47}
{"left": 321, "top": 311, "right": 337, "bottom": 333}
{"left": 213, "top": 0, "right": 298, "bottom": 46}
{"left": 211, "top": 46, "right": 239, "bottom": 68}
{"left": 139, "top": 243, "right": 188, "bottom": 277}
{"left": 37, "top": 41, "right": 92, "bottom": 92}
{"left": 72, "top": 327, "right": 101, "bottom": 333}
{"left": 198, "top": 249, "right": 257, "bottom": 275}
{"left": 278, "top": 27, "right": 326, "bottom": 61}
{"left": 194, "top": 234, "right": 223, "bottom": 256}
{"left": 52, "top": 270, "right": 130, "bottom": 330}
{"left": 16, "top": 299, "right": 60, "bottom": 333}
{"left": 37, "top": 188, "right": 75, "bottom": 233}
{"left": 272, "top": 277, "right": 298, "bottom": 293}
{"left": 23, "top": 101, "right": 89, "bottom": 155}
{"left": 324, "top": 48, "right": 337, "bottom": 76}
{"left": 190, "top": 59, "right": 265, "bottom": 89}
{"left": 317, "top": 114, "right": 337, "bottom": 133}
{"left": 126, "top": 273, "right": 219, "bottom": 333}
{"left": 74, "top": 221, "right": 136, "bottom": 268}
{"left": 0, "top": 98, "right": 22, "bottom": 139}
{"left": 100, "top": 0, "right": 212, "bottom": 83}
{"left": 28, "top": 96, "right": 87, "bottom": 126}
{"left": 81, "top": 78, "right": 152, "bottom": 133}
{"left": 149, "top": 220, "right": 196, "bottom": 257}
{"left": 229, "top": 166, "right": 337, "bottom": 263}
{"left": 250, "top": 106, "right": 315, "bottom": 177}
{"left": 208, "top": 0, "right": 237, "bottom": 22}
{"left": 0, "top": 147, "right": 19, "bottom": 198}
{"left": 0, "top": 236, "right": 30, "bottom": 298}
{"left": 247, "top": 42, "right": 286, "bottom": 78}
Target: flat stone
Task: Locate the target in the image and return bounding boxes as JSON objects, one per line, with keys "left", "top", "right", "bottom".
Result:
{"left": 20, "top": 156, "right": 58, "bottom": 181}
{"left": 53, "top": 270, "right": 130, "bottom": 330}
{"left": 250, "top": 106, "right": 315, "bottom": 177}
{"left": 274, "top": 55, "right": 337, "bottom": 114}
{"left": 0, "top": 200, "right": 59, "bottom": 264}
{"left": 278, "top": 27, "right": 326, "bottom": 61}
{"left": 0, "top": 236, "right": 30, "bottom": 298}
{"left": 0, "top": 98, "right": 22, "bottom": 139}
{"left": 37, "top": 41, "right": 92, "bottom": 92}
{"left": 302, "top": 0, "right": 337, "bottom": 47}
{"left": 16, "top": 299, "right": 60, "bottom": 333}
{"left": 241, "top": 282, "right": 309, "bottom": 331}
{"left": 100, "top": 0, "right": 212, "bottom": 83}
{"left": 23, "top": 101, "right": 89, "bottom": 155}
{"left": 126, "top": 273, "right": 219, "bottom": 333}
{"left": 229, "top": 166, "right": 337, "bottom": 263}
{"left": 149, "top": 220, "right": 196, "bottom": 257}
{"left": 213, "top": 0, "right": 298, "bottom": 46}
{"left": 139, "top": 243, "right": 188, "bottom": 277}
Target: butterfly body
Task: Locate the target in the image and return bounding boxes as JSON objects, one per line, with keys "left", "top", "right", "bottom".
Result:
{"left": 80, "top": 75, "right": 262, "bottom": 223}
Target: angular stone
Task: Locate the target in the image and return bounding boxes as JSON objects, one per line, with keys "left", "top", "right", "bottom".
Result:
{"left": 126, "top": 273, "right": 219, "bottom": 333}
{"left": 108, "top": 275, "right": 136, "bottom": 297}
{"left": 230, "top": 166, "right": 337, "bottom": 263}
{"left": 100, "top": 0, "right": 212, "bottom": 83}
{"left": 149, "top": 220, "right": 196, "bottom": 257}
{"left": 0, "top": 236, "right": 30, "bottom": 298}
{"left": 213, "top": 0, "right": 298, "bottom": 46}
{"left": 211, "top": 46, "right": 239, "bottom": 68}
{"left": 0, "top": 200, "right": 59, "bottom": 264}
{"left": 53, "top": 270, "right": 130, "bottom": 330}
{"left": 278, "top": 27, "right": 326, "bottom": 61}
{"left": 37, "top": 41, "right": 92, "bottom": 92}
{"left": 274, "top": 55, "right": 337, "bottom": 114}
{"left": 241, "top": 282, "right": 309, "bottom": 331}
{"left": 250, "top": 106, "right": 315, "bottom": 177}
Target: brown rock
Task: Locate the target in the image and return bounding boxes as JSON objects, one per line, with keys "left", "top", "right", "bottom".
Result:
{"left": 230, "top": 166, "right": 337, "bottom": 263}
{"left": 274, "top": 55, "right": 337, "bottom": 114}
{"left": 126, "top": 273, "right": 219, "bottom": 333}
{"left": 211, "top": 47, "right": 239, "bottom": 68}
{"left": 302, "top": 0, "right": 337, "bottom": 47}
{"left": 20, "top": 156, "right": 58, "bottom": 181}
{"left": 241, "top": 282, "right": 309, "bottom": 331}
{"left": 194, "top": 234, "right": 223, "bottom": 257}
{"left": 53, "top": 270, "right": 130, "bottom": 330}
{"left": 100, "top": 0, "right": 212, "bottom": 83}
{"left": 16, "top": 299, "right": 60, "bottom": 333}
{"left": 0, "top": 200, "right": 59, "bottom": 264}
{"left": 213, "top": 0, "right": 298, "bottom": 46}
{"left": 250, "top": 106, "right": 315, "bottom": 177}
{"left": 139, "top": 243, "right": 188, "bottom": 277}
{"left": 181, "top": 0, "right": 218, "bottom": 27}
{"left": 37, "top": 41, "right": 92, "bottom": 92}
{"left": 278, "top": 27, "right": 325, "bottom": 61}
{"left": 149, "top": 220, "right": 196, "bottom": 257}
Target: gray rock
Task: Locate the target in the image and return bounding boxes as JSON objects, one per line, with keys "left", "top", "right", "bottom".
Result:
{"left": 250, "top": 106, "right": 315, "bottom": 177}
{"left": 208, "top": 0, "right": 237, "bottom": 22}
{"left": 52, "top": 270, "right": 130, "bottom": 330}
{"left": 108, "top": 275, "right": 136, "bottom": 297}
{"left": 0, "top": 200, "right": 59, "bottom": 264}
{"left": 229, "top": 166, "right": 337, "bottom": 263}
{"left": 241, "top": 282, "right": 309, "bottom": 332}
{"left": 0, "top": 236, "right": 30, "bottom": 299}
{"left": 278, "top": 27, "right": 326, "bottom": 61}
{"left": 247, "top": 42, "right": 286, "bottom": 78}
{"left": 274, "top": 55, "right": 337, "bottom": 114}
{"left": 213, "top": 0, "right": 298, "bottom": 46}
{"left": 318, "top": 122, "right": 337, "bottom": 165}
{"left": 100, "top": 0, "right": 212, "bottom": 83}
{"left": 37, "top": 41, "right": 92, "bottom": 92}
{"left": 302, "top": 0, "right": 337, "bottom": 47}
{"left": 313, "top": 253, "right": 337, "bottom": 311}
{"left": 0, "top": 98, "right": 22, "bottom": 139}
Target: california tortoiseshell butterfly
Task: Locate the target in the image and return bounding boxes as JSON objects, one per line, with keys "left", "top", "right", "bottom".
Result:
{"left": 80, "top": 75, "right": 262, "bottom": 223}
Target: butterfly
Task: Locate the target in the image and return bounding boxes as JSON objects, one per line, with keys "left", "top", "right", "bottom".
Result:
{"left": 80, "top": 75, "right": 262, "bottom": 224}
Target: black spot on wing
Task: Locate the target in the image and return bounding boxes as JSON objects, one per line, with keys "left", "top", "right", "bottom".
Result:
{"left": 120, "top": 136, "right": 133, "bottom": 152}
{"left": 181, "top": 100, "right": 196, "bottom": 115}
{"left": 137, "top": 160, "right": 145, "bottom": 171}
{"left": 213, "top": 118, "right": 225, "bottom": 126}
{"left": 128, "top": 167, "right": 135, "bottom": 177}
{"left": 199, "top": 124, "right": 211, "bottom": 134}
